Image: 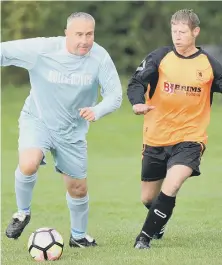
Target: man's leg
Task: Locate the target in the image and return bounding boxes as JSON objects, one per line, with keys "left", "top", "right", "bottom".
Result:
{"left": 137, "top": 165, "right": 192, "bottom": 243}
{"left": 136, "top": 142, "right": 205, "bottom": 248}
{"left": 140, "top": 180, "right": 169, "bottom": 239}
{"left": 134, "top": 145, "right": 167, "bottom": 248}
{"left": 53, "top": 139, "right": 96, "bottom": 248}
{"left": 135, "top": 165, "right": 191, "bottom": 249}
{"left": 63, "top": 175, "right": 96, "bottom": 247}
{"left": 6, "top": 148, "right": 44, "bottom": 239}
{"left": 6, "top": 112, "right": 51, "bottom": 239}
{"left": 140, "top": 145, "right": 167, "bottom": 208}
{"left": 141, "top": 180, "right": 163, "bottom": 208}
{"left": 135, "top": 141, "right": 204, "bottom": 249}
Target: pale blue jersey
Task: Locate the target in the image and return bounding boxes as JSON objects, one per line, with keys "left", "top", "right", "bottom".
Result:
{"left": 1, "top": 37, "right": 122, "bottom": 141}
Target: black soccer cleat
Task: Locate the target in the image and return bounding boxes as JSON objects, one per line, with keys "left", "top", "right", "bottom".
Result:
{"left": 6, "top": 212, "right": 31, "bottom": 239}
{"left": 69, "top": 234, "right": 97, "bottom": 248}
{"left": 134, "top": 234, "right": 151, "bottom": 249}
{"left": 153, "top": 231, "right": 165, "bottom": 240}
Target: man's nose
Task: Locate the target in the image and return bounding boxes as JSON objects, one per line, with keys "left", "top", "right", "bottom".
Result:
{"left": 81, "top": 35, "right": 87, "bottom": 44}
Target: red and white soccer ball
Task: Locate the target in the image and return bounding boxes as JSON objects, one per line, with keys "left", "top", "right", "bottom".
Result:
{"left": 28, "top": 228, "right": 64, "bottom": 261}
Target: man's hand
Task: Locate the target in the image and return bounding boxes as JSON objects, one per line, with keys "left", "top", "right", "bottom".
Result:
{"left": 132, "top": 104, "right": 155, "bottom": 115}
{"left": 79, "top": 107, "right": 96, "bottom": 122}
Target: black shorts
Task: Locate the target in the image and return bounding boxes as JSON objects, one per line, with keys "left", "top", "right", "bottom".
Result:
{"left": 141, "top": 141, "right": 206, "bottom": 182}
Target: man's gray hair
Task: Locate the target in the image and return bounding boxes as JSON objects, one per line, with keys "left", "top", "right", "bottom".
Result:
{"left": 171, "top": 9, "right": 200, "bottom": 29}
{"left": 67, "top": 12, "right": 95, "bottom": 28}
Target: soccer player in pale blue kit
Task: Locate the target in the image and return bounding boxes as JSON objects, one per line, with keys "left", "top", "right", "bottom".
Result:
{"left": 1, "top": 12, "right": 122, "bottom": 247}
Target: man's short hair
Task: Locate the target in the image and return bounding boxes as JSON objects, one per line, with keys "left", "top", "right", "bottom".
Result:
{"left": 171, "top": 9, "right": 200, "bottom": 30}
{"left": 66, "top": 12, "right": 95, "bottom": 28}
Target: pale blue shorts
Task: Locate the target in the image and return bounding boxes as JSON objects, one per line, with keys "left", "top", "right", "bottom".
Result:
{"left": 18, "top": 111, "right": 87, "bottom": 178}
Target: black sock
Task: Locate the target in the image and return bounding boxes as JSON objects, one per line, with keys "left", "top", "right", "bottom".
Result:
{"left": 158, "top": 208, "right": 173, "bottom": 236}
{"left": 143, "top": 196, "right": 175, "bottom": 235}
{"left": 141, "top": 191, "right": 176, "bottom": 238}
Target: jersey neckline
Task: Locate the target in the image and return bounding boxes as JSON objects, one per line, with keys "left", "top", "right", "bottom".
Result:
{"left": 173, "top": 46, "right": 202, "bottom": 59}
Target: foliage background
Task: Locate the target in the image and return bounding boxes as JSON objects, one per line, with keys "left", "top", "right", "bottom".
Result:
{"left": 1, "top": 1, "right": 222, "bottom": 85}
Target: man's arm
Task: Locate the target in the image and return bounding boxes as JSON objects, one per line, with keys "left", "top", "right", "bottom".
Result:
{"left": 1, "top": 38, "right": 44, "bottom": 70}
{"left": 127, "top": 53, "right": 158, "bottom": 104}
{"left": 203, "top": 51, "right": 222, "bottom": 93}
{"left": 91, "top": 53, "right": 122, "bottom": 120}
{"left": 127, "top": 53, "right": 158, "bottom": 114}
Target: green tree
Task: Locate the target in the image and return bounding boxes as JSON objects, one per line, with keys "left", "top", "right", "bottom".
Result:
{"left": 1, "top": 1, "right": 222, "bottom": 85}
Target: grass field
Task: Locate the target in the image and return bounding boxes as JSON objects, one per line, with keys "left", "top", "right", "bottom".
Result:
{"left": 1, "top": 86, "right": 222, "bottom": 265}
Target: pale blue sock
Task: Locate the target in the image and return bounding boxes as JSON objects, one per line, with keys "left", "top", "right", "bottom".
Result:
{"left": 66, "top": 192, "right": 89, "bottom": 240}
{"left": 15, "top": 166, "right": 37, "bottom": 215}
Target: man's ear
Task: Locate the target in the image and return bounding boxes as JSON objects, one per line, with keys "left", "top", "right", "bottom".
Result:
{"left": 193, "top": 27, "right": 200, "bottom": 38}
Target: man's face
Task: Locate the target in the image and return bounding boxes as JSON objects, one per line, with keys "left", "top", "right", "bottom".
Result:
{"left": 171, "top": 22, "right": 200, "bottom": 50}
{"left": 65, "top": 18, "right": 94, "bottom": 56}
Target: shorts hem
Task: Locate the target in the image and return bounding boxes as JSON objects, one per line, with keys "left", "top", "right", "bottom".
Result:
{"left": 141, "top": 177, "right": 165, "bottom": 182}
{"left": 55, "top": 167, "right": 87, "bottom": 179}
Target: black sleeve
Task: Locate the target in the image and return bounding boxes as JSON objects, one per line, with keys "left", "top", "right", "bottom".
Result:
{"left": 205, "top": 52, "right": 222, "bottom": 93}
{"left": 127, "top": 46, "right": 172, "bottom": 105}
{"left": 127, "top": 53, "right": 157, "bottom": 105}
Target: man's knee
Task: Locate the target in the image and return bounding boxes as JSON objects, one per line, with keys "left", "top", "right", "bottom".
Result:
{"left": 141, "top": 194, "right": 154, "bottom": 207}
{"left": 141, "top": 179, "right": 163, "bottom": 207}
{"left": 64, "top": 176, "right": 87, "bottom": 198}
{"left": 19, "top": 160, "right": 39, "bottom": 176}
{"left": 68, "top": 183, "right": 87, "bottom": 198}
{"left": 19, "top": 149, "right": 43, "bottom": 175}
